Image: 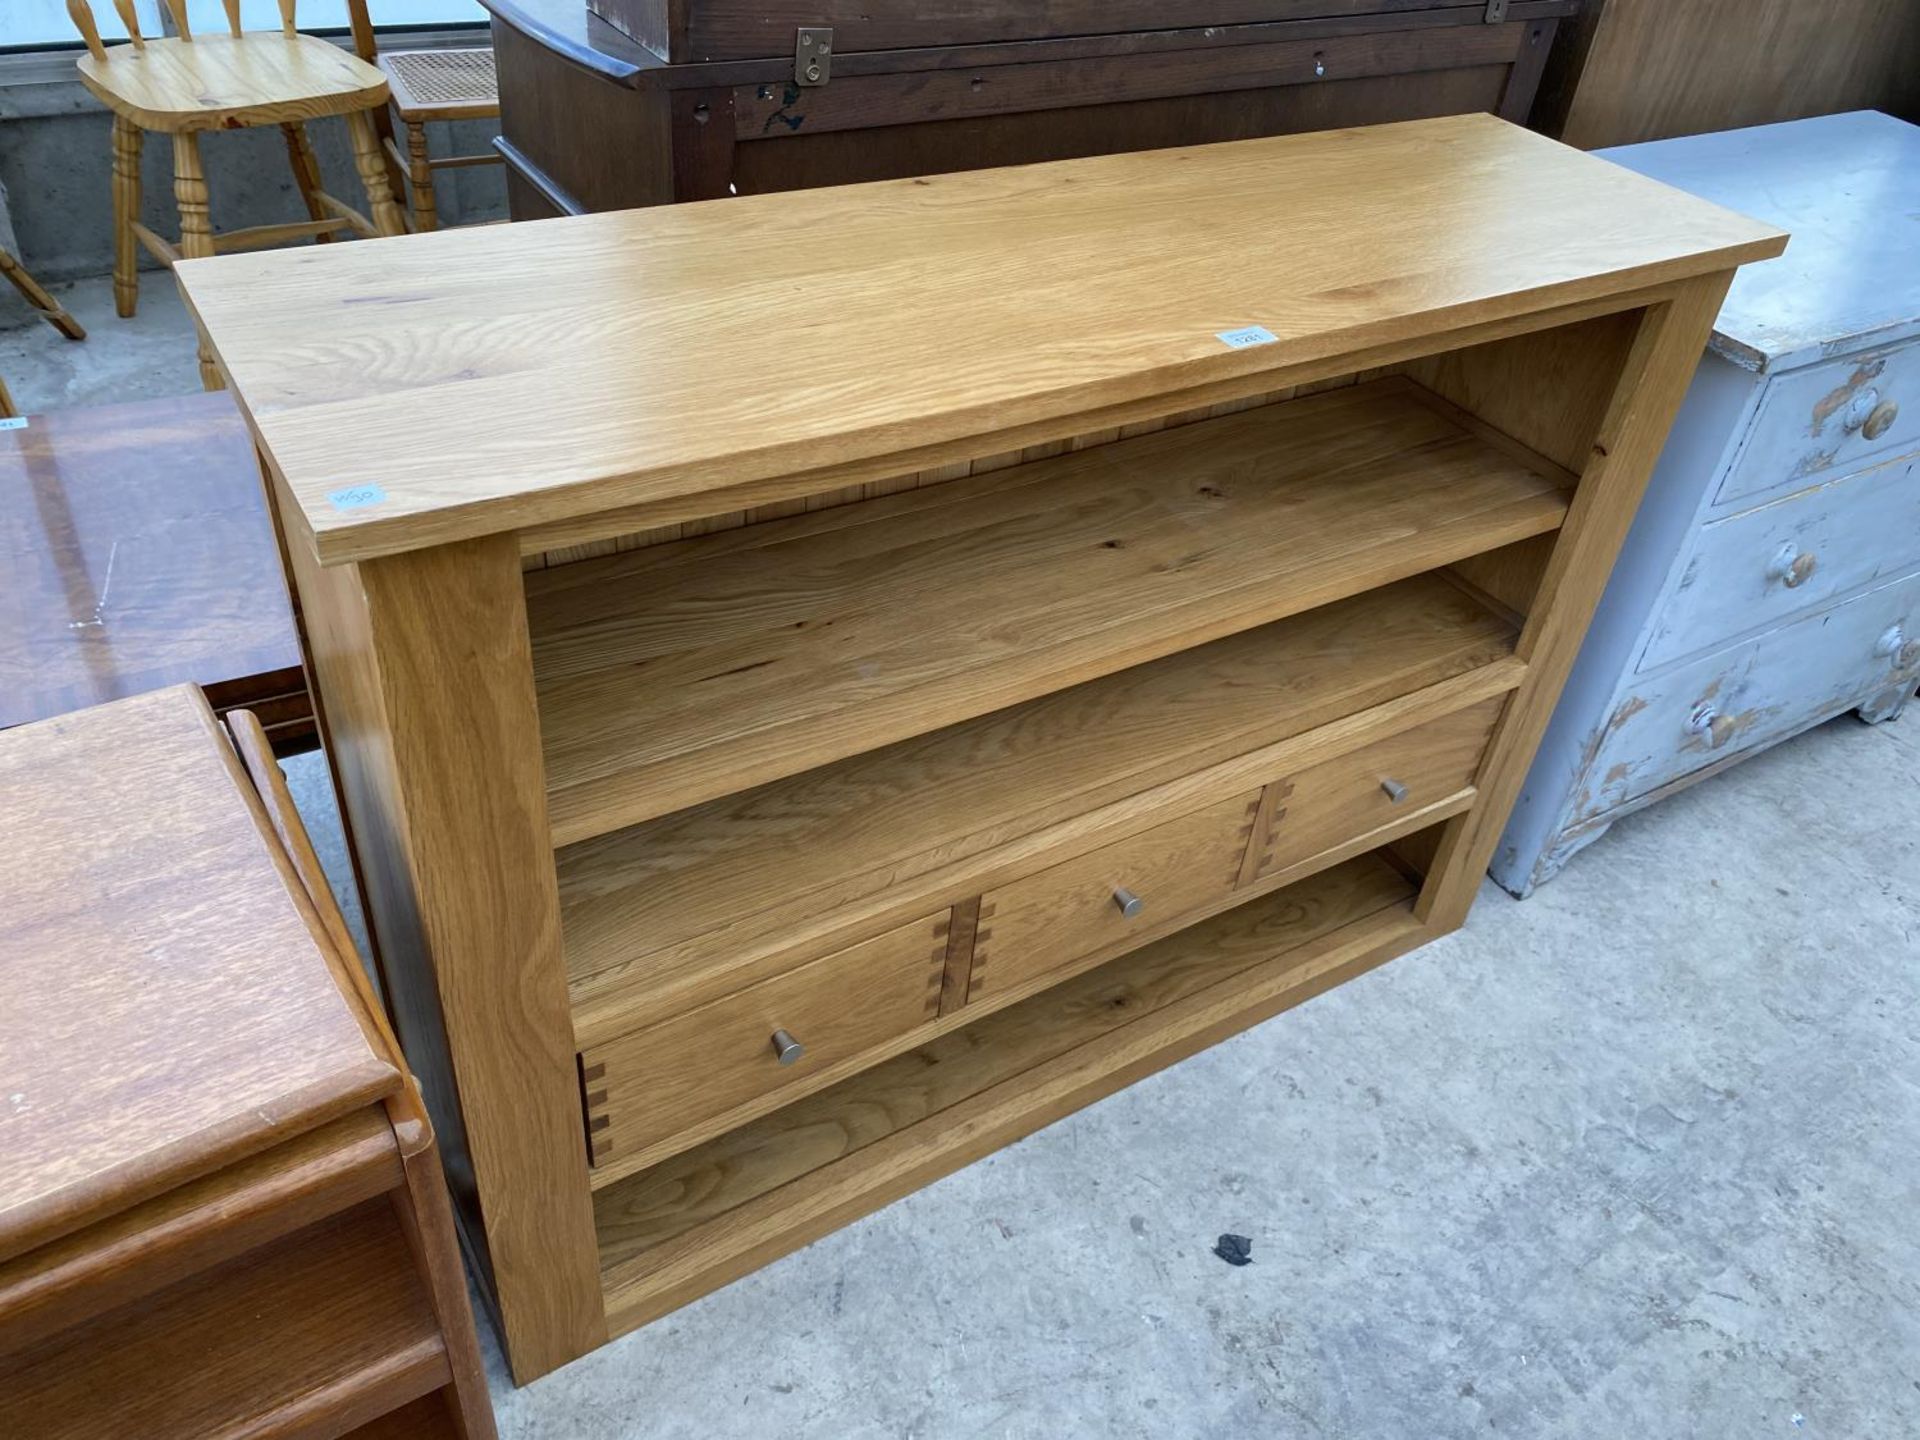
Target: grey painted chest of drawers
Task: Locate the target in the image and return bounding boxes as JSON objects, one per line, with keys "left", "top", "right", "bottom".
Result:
{"left": 1493, "top": 111, "right": 1920, "bottom": 896}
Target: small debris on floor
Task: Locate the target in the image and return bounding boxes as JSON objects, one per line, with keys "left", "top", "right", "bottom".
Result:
{"left": 1213, "top": 1233, "right": 1253, "bottom": 1267}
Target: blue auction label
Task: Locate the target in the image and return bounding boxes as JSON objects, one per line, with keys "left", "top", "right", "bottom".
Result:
{"left": 1216, "top": 326, "right": 1279, "bottom": 350}
{"left": 327, "top": 483, "right": 389, "bottom": 511}
{"left": 0, "top": 417, "right": 27, "bottom": 431}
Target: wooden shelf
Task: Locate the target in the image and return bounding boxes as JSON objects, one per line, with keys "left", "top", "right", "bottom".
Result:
{"left": 594, "top": 854, "right": 1420, "bottom": 1331}
{"left": 0, "top": 1110, "right": 400, "bottom": 1358}
{"left": 528, "top": 377, "right": 1570, "bottom": 846}
{"left": 558, "top": 569, "right": 1519, "bottom": 1029}
{"left": 0, "top": 1199, "right": 448, "bottom": 1440}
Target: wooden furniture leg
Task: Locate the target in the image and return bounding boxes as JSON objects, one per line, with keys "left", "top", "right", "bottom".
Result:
{"left": 403, "top": 120, "right": 439, "bottom": 233}
{"left": 0, "top": 373, "right": 16, "bottom": 421}
{"left": 170, "top": 131, "right": 222, "bottom": 391}
{"left": 280, "top": 121, "right": 336, "bottom": 245}
{"left": 347, "top": 109, "right": 411, "bottom": 238}
{"left": 277, "top": 521, "right": 607, "bottom": 1379}
{"left": 111, "top": 116, "right": 142, "bottom": 319}
{"left": 0, "top": 249, "right": 85, "bottom": 341}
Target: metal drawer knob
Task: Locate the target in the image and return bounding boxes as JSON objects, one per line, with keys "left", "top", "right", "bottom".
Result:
{"left": 1112, "top": 887, "right": 1143, "bottom": 919}
{"left": 1766, "top": 543, "right": 1817, "bottom": 589}
{"left": 770, "top": 1029, "right": 805, "bottom": 1066}
{"left": 1862, "top": 398, "right": 1899, "bottom": 442}
{"left": 1380, "top": 777, "right": 1409, "bottom": 803}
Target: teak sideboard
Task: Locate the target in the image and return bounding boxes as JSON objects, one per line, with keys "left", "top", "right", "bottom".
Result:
{"left": 175, "top": 115, "right": 1784, "bottom": 1381}
{"left": 0, "top": 687, "right": 494, "bottom": 1438}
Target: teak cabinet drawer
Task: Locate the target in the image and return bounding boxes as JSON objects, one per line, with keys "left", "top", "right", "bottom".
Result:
{"left": 581, "top": 914, "right": 949, "bottom": 1170}
{"left": 1248, "top": 697, "right": 1503, "bottom": 883}
{"left": 969, "top": 791, "right": 1261, "bottom": 1003}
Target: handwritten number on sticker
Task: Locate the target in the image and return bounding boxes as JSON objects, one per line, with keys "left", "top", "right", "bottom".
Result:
{"left": 1217, "top": 326, "right": 1279, "bottom": 350}
{"left": 328, "top": 484, "right": 388, "bottom": 511}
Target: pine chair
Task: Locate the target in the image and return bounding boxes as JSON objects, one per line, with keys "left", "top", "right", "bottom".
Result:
{"left": 67, "top": 0, "right": 410, "bottom": 390}
{"left": 346, "top": 1, "right": 502, "bottom": 234}
{"left": 0, "top": 248, "right": 87, "bottom": 418}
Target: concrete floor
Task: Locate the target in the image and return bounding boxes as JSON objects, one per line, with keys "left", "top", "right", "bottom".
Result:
{"left": 7, "top": 280, "right": 1918, "bottom": 1439}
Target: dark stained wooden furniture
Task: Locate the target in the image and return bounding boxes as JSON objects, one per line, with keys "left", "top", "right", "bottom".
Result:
{"left": 482, "top": 0, "right": 1576, "bottom": 218}
{"left": 1534, "top": 0, "right": 1920, "bottom": 150}
{"left": 0, "top": 685, "right": 495, "bottom": 1440}
{"left": 0, "top": 392, "right": 314, "bottom": 752}
{"left": 177, "top": 115, "right": 1783, "bottom": 1381}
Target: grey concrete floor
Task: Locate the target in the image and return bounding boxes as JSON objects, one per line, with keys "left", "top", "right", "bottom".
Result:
{"left": 7, "top": 281, "right": 1918, "bottom": 1438}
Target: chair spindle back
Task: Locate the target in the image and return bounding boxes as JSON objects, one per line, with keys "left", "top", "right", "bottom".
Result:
{"left": 69, "top": 0, "right": 297, "bottom": 53}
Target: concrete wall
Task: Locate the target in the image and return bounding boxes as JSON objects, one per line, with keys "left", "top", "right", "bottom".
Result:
{"left": 0, "top": 65, "right": 505, "bottom": 320}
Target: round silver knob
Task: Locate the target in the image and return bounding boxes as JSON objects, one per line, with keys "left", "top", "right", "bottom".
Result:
{"left": 770, "top": 1029, "right": 805, "bottom": 1066}
{"left": 1380, "top": 777, "right": 1408, "bottom": 803}
{"left": 1112, "top": 887, "right": 1143, "bottom": 919}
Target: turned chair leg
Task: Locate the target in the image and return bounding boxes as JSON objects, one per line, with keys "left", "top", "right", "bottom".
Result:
{"left": 0, "top": 249, "right": 85, "bottom": 341}
{"left": 111, "top": 116, "right": 142, "bottom": 319}
{"left": 348, "top": 109, "right": 410, "bottom": 238}
{"left": 171, "top": 132, "right": 222, "bottom": 391}
{"left": 281, "top": 121, "right": 335, "bottom": 244}
{"left": 404, "top": 120, "right": 439, "bottom": 234}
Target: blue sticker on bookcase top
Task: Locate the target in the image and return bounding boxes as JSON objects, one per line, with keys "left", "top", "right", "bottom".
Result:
{"left": 327, "top": 483, "right": 388, "bottom": 511}
{"left": 0, "top": 416, "right": 27, "bottom": 431}
{"left": 1216, "top": 326, "right": 1279, "bottom": 351}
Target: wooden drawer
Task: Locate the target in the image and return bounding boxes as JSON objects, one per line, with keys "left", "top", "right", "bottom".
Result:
{"left": 969, "top": 791, "right": 1261, "bottom": 1003}
{"left": 1247, "top": 696, "right": 1503, "bottom": 882}
{"left": 1644, "top": 450, "right": 1920, "bottom": 670}
{"left": 1717, "top": 343, "right": 1920, "bottom": 509}
{"left": 581, "top": 914, "right": 949, "bottom": 1172}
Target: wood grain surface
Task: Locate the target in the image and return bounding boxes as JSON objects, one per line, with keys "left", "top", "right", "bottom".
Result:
{"left": 554, "top": 571, "right": 1517, "bottom": 1017}
{"left": 74, "top": 32, "right": 389, "bottom": 132}
{"left": 175, "top": 114, "right": 1784, "bottom": 564}
{"left": 0, "top": 1199, "right": 446, "bottom": 1440}
{"left": 593, "top": 855, "right": 1413, "bottom": 1281}
{"left": 529, "top": 377, "right": 1568, "bottom": 842}
{"left": 0, "top": 393, "right": 309, "bottom": 741}
{"left": 582, "top": 913, "right": 948, "bottom": 1182}
{"left": 0, "top": 688, "right": 398, "bottom": 1265}
{"left": 0, "top": 1111, "right": 399, "bottom": 1358}
{"left": 970, "top": 790, "right": 1259, "bottom": 1001}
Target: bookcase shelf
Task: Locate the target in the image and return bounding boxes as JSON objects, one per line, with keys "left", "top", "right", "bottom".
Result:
{"left": 558, "top": 570, "right": 1522, "bottom": 1034}
{"left": 527, "top": 377, "right": 1571, "bottom": 847}
{"left": 593, "top": 855, "right": 1420, "bottom": 1333}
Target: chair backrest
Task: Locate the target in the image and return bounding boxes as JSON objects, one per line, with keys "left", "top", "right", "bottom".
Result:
{"left": 343, "top": 0, "right": 377, "bottom": 65}
{"left": 67, "top": 0, "right": 299, "bottom": 58}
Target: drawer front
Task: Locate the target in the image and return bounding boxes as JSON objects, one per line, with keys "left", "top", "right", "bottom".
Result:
{"left": 970, "top": 791, "right": 1261, "bottom": 1003}
{"left": 581, "top": 913, "right": 948, "bottom": 1169}
{"left": 1249, "top": 696, "right": 1503, "bottom": 882}
{"left": 1645, "top": 450, "right": 1920, "bottom": 670}
{"left": 1718, "top": 344, "right": 1920, "bottom": 509}
{"left": 1582, "top": 571, "right": 1920, "bottom": 820}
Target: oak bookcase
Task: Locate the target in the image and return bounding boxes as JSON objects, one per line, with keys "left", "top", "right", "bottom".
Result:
{"left": 177, "top": 115, "right": 1784, "bottom": 1381}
